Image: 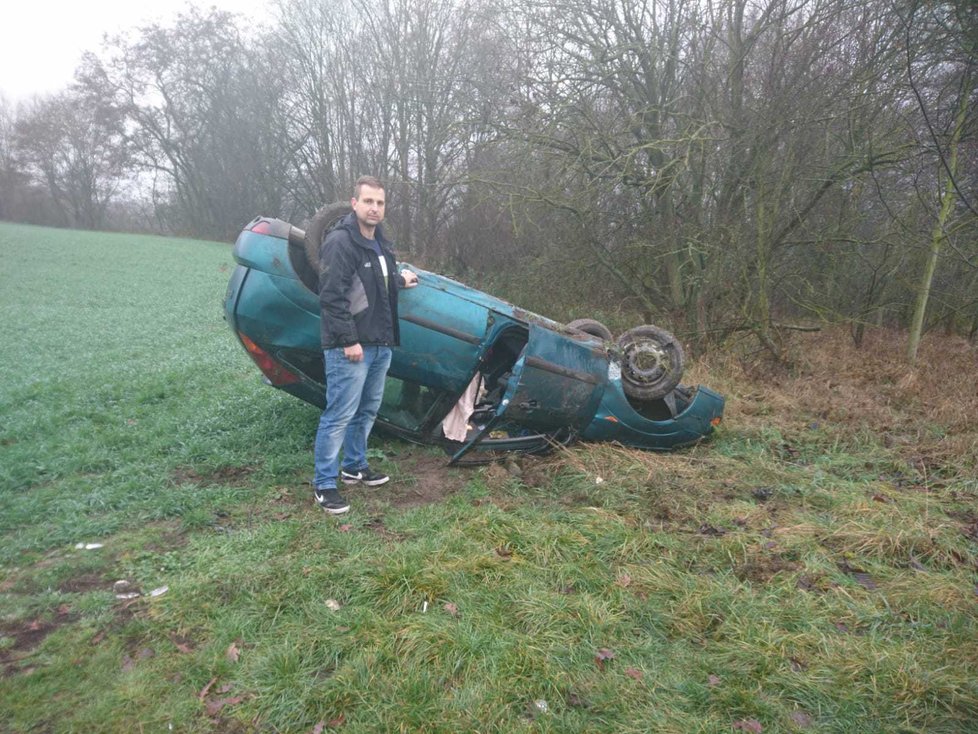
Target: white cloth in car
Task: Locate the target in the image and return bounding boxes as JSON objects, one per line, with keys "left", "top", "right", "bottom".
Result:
{"left": 442, "top": 373, "right": 482, "bottom": 442}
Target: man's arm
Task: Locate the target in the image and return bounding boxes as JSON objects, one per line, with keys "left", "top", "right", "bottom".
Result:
{"left": 319, "top": 231, "right": 361, "bottom": 350}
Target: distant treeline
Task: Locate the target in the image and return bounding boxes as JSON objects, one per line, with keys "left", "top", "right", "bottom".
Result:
{"left": 1, "top": 0, "right": 975, "bottom": 357}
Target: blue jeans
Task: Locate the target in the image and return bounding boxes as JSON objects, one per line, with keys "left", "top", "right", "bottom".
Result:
{"left": 313, "top": 346, "right": 392, "bottom": 489}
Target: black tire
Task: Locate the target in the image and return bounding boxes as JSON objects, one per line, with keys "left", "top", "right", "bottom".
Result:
{"left": 303, "top": 201, "right": 351, "bottom": 270}
{"left": 617, "top": 325, "right": 684, "bottom": 400}
{"left": 567, "top": 318, "right": 614, "bottom": 341}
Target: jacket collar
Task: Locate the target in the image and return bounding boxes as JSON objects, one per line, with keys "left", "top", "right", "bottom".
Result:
{"left": 339, "top": 211, "right": 391, "bottom": 250}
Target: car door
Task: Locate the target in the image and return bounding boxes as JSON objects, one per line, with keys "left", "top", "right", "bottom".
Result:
{"left": 451, "top": 323, "right": 607, "bottom": 462}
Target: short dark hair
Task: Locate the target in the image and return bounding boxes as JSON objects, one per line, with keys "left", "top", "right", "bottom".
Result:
{"left": 354, "top": 176, "right": 385, "bottom": 199}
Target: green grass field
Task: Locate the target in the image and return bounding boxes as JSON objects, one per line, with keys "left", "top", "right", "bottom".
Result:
{"left": 1, "top": 221, "right": 976, "bottom": 733}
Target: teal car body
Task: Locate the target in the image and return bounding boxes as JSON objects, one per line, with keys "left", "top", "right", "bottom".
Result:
{"left": 224, "top": 217, "right": 724, "bottom": 462}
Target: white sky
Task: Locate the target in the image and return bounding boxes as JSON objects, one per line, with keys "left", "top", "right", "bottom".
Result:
{"left": 0, "top": 0, "right": 271, "bottom": 103}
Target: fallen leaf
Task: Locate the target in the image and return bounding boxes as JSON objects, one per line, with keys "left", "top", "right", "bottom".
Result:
{"left": 205, "top": 696, "right": 243, "bottom": 716}
{"left": 698, "top": 524, "right": 726, "bottom": 537}
{"left": 789, "top": 657, "right": 807, "bottom": 672}
{"left": 226, "top": 642, "right": 241, "bottom": 663}
{"left": 199, "top": 677, "right": 218, "bottom": 700}
{"left": 566, "top": 691, "right": 589, "bottom": 708}
{"left": 338, "top": 524, "right": 353, "bottom": 532}
{"left": 789, "top": 710, "right": 814, "bottom": 728}
{"left": 312, "top": 723, "right": 325, "bottom": 734}
{"left": 121, "top": 654, "right": 135, "bottom": 672}
{"left": 594, "top": 648, "right": 615, "bottom": 670}
{"left": 732, "top": 719, "right": 763, "bottom": 733}
{"left": 796, "top": 575, "right": 818, "bottom": 592}
{"left": 708, "top": 674, "right": 721, "bottom": 686}
{"left": 171, "top": 637, "right": 194, "bottom": 654}
{"left": 218, "top": 683, "right": 234, "bottom": 694}
{"left": 91, "top": 631, "right": 106, "bottom": 646}
{"left": 871, "top": 493, "right": 892, "bottom": 503}
{"left": 495, "top": 546, "right": 512, "bottom": 558}
{"left": 443, "top": 602, "right": 459, "bottom": 617}
{"left": 327, "top": 714, "right": 345, "bottom": 728}
{"left": 615, "top": 573, "right": 632, "bottom": 588}
{"left": 838, "top": 562, "right": 876, "bottom": 590}
{"left": 137, "top": 647, "right": 155, "bottom": 660}
{"left": 624, "top": 667, "right": 643, "bottom": 680}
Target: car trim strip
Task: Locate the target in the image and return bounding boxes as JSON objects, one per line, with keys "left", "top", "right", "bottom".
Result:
{"left": 401, "top": 314, "right": 482, "bottom": 345}
{"left": 524, "top": 355, "right": 601, "bottom": 384}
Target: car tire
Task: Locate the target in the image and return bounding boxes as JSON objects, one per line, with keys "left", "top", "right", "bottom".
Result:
{"left": 567, "top": 318, "right": 614, "bottom": 341}
{"left": 304, "top": 201, "right": 351, "bottom": 270}
{"left": 617, "top": 325, "right": 684, "bottom": 400}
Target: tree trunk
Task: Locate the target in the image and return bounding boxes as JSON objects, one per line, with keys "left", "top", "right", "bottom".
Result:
{"left": 907, "top": 75, "right": 970, "bottom": 364}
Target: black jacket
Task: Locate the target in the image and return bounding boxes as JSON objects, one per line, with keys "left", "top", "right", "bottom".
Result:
{"left": 318, "top": 212, "right": 405, "bottom": 349}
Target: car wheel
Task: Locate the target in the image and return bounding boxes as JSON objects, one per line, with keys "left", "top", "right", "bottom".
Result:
{"left": 617, "top": 325, "right": 684, "bottom": 400}
{"left": 566, "top": 318, "right": 613, "bottom": 341}
{"left": 304, "top": 201, "right": 351, "bottom": 270}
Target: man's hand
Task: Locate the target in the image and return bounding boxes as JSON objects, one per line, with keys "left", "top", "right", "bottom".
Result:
{"left": 401, "top": 269, "right": 419, "bottom": 288}
{"left": 344, "top": 343, "right": 364, "bottom": 362}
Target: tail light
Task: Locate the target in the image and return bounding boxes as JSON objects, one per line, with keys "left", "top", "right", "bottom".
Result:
{"left": 238, "top": 333, "right": 301, "bottom": 385}
{"left": 249, "top": 220, "right": 274, "bottom": 235}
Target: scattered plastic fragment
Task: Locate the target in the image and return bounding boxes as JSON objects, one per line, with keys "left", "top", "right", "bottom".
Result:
{"left": 113, "top": 579, "right": 136, "bottom": 594}
{"left": 75, "top": 543, "right": 103, "bottom": 550}
{"left": 148, "top": 586, "right": 169, "bottom": 597}
{"left": 325, "top": 599, "right": 341, "bottom": 611}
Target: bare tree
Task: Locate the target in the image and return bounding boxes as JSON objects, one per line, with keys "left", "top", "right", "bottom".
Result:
{"left": 13, "top": 91, "right": 129, "bottom": 229}
{"left": 78, "top": 7, "right": 290, "bottom": 239}
{"left": 903, "top": 0, "right": 977, "bottom": 363}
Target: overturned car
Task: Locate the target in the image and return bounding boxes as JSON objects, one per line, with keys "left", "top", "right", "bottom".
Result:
{"left": 223, "top": 205, "right": 724, "bottom": 463}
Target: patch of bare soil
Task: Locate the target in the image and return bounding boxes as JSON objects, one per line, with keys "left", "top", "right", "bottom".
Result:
{"left": 57, "top": 572, "right": 108, "bottom": 594}
{"left": 172, "top": 465, "right": 257, "bottom": 487}
{"left": 734, "top": 553, "right": 799, "bottom": 583}
{"left": 373, "top": 451, "right": 470, "bottom": 509}
{"left": 361, "top": 515, "right": 408, "bottom": 542}
{"left": 1, "top": 605, "right": 77, "bottom": 678}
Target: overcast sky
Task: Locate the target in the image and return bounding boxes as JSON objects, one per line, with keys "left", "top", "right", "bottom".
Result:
{"left": 1, "top": 0, "right": 271, "bottom": 102}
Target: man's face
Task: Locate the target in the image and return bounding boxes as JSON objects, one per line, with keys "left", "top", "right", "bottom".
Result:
{"left": 351, "top": 185, "right": 385, "bottom": 229}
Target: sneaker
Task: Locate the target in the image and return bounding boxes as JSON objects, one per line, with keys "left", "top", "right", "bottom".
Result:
{"left": 340, "top": 467, "right": 390, "bottom": 487}
{"left": 314, "top": 488, "right": 350, "bottom": 514}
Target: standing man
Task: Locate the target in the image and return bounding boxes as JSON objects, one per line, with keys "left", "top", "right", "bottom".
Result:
{"left": 313, "top": 176, "right": 419, "bottom": 514}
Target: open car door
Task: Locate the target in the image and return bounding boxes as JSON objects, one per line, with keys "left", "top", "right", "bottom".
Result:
{"left": 450, "top": 324, "right": 607, "bottom": 464}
